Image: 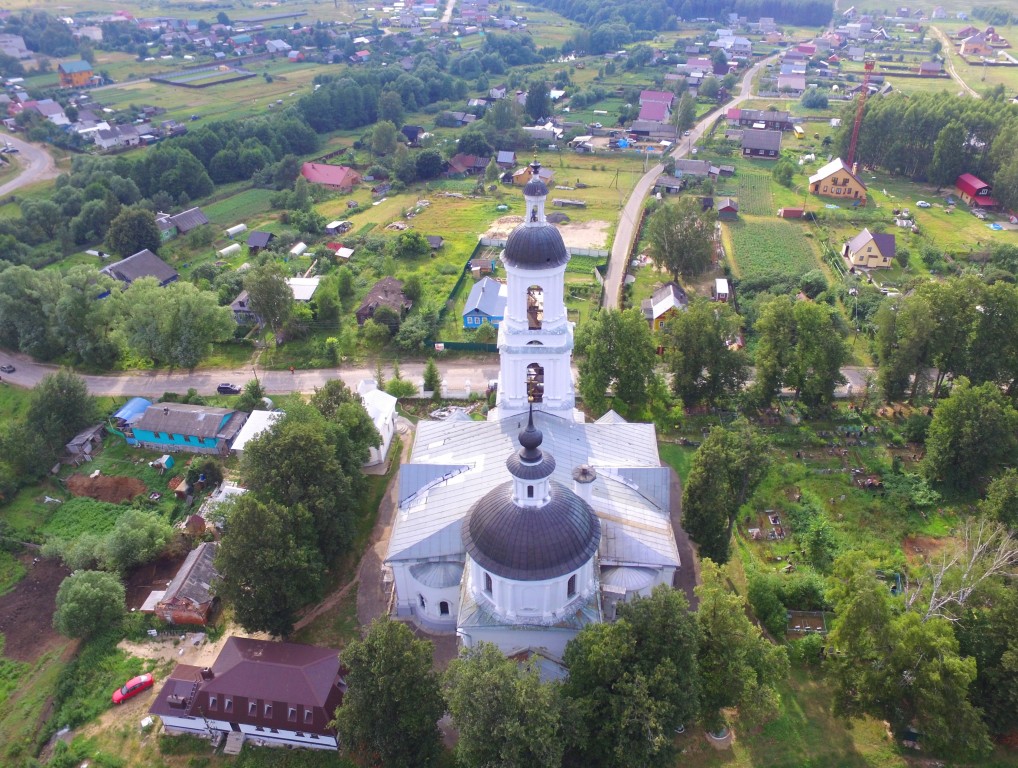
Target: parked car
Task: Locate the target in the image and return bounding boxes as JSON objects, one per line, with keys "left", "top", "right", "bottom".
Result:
{"left": 916, "top": 200, "right": 931, "bottom": 208}
{"left": 217, "top": 383, "right": 242, "bottom": 395}
{"left": 0, "top": 364, "right": 13, "bottom": 373}
{"left": 112, "top": 673, "right": 154, "bottom": 704}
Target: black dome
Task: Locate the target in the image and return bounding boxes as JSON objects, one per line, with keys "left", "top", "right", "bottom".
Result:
{"left": 502, "top": 224, "right": 569, "bottom": 269}
{"left": 462, "top": 480, "right": 600, "bottom": 581}
{"left": 523, "top": 176, "right": 548, "bottom": 197}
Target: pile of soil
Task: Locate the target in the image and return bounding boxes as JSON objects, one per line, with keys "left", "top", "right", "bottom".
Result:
{"left": 66, "top": 473, "right": 146, "bottom": 503}
{"left": 0, "top": 557, "right": 70, "bottom": 662}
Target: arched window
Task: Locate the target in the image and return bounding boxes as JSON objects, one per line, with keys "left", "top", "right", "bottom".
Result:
{"left": 531, "top": 205, "right": 538, "bottom": 222}
{"left": 418, "top": 594, "right": 426, "bottom": 610}
{"left": 526, "top": 362, "right": 544, "bottom": 403}
{"left": 440, "top": 601, "right": 450, "bottom": 616}
{"left": 567, "top": 575, "right": 577, "bottom": 597}
{"left": 527, "top": 285, "right": 543, "bottom": 330}
{"left": 484, "top": 573, "right": 493, "bottom": 593}
{"left": 527, "top": 485, "right": 534, "bottom": 498}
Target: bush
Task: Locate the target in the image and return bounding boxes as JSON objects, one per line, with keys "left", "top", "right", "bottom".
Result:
{"left": 385, "top": 379, "right": 419, "bottom": 399}
{"left": 747, "top": 570, "right": 788, "bottom": 637}
{"left": 789, "top": 633, "right": 825, "bottom": 666}
{"left": 53, "top": 571, "right": 126, "bottom": 639}
{"left": 901, "top": 413, "right": 931, "bottom": 444}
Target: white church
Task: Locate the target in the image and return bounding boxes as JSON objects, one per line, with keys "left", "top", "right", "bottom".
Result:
{"left": 385, "top": 164, "right": 682, "bottom": 660}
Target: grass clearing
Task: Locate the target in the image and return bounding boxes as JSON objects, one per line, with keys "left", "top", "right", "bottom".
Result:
{"left": 0, "top": 553, "right": 25, "bottom": 596}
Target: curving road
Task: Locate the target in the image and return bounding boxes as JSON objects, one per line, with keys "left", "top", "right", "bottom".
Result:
{"left": 601, "top": 53, "right": 779, "bottom": 309}
{"left": 0, "top": 131, "right": 61, "bottom": 197}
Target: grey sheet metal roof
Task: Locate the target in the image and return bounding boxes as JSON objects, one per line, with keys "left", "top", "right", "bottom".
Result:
{"left": 464, "top": 277, "right": 507, "bottom": 318}
{"left": 410, "top": 561, "right": 464, "bottom": 588}
{"left": 100, "top": 249, "right": 178, "bottom": 285}
{"left": 134, "top": 403, "right": 243, "bottom": 440}
{"left": 741, "top": 128, "right": 782, "bottom": 151}
{"left": 160, "top": 542, "right": 218, "bottom": 607}
{"left": 169, "top": 206, "right": 209, "bottom": 233}
{"left": 387, "top": 412, "right": 677, "bottom": 570}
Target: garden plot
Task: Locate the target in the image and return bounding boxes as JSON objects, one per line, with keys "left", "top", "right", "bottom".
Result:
{"left": 482, "top": 216, "right": 611, "bottom": 250}
{"left": 0, "top": 557, "right": 69, "bottom": 662}
{"left": 724, "top": 219, "right": 820, "bottom": 282}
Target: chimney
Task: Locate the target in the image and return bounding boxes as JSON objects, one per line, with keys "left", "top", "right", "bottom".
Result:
{"left": 572, "top": 465, "right": 596, "bottom": 504}
{"left": 200, "top": 667, "right": 215, "bottom": 680}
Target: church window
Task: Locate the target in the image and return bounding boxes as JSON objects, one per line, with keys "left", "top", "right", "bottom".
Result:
{"left": 527, "top": 485, "right": 534, "bottom": 498}
{"left": 567, "top": 575, "right": 577, "bottom": 597}
{"left": 526, "top": 363, "right": 544, "bottom": 403}
{"left": 440, "top": 601, "right": 450, "bottom": 615}
{"left": 418, "top": 594, "right": 426, "bottom": 610}
{"left": 531, "top": 205, "right": 538, "bottom": 222}
{"left": 526, "top": 286, "right": 543, "bottom": 330}
{"left": 484, "top": 573, "right": 492, "bottom": 593}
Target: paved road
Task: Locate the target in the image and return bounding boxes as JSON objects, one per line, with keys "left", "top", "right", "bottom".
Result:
{"left": 0, "top": 131, "right": 60, "bottom": 197}
{"left": 441, "top": 0, "right": 456, "bottom": 25}
{"left": 931, "top": 26, "right": 980, "bottom": 99}
{"left": 601, "top": 53, "right": 779, "bottom": 309}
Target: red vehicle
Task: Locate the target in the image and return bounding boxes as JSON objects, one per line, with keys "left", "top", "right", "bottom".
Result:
{"left": 112, "top": 673, "right": 154, "bottom": 704}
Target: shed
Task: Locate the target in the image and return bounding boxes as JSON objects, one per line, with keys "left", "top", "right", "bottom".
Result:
{"left": 110, "top": 397, "right": 153, "bottom": 442}
{"left": 717, "top": 197, "right": 739, "bottom": 219}
{"left": 356, "top": 277, "right": 412, "bottom": 325}
{"left": 225, "top": 223, "right": 247, "bottom": 238}
{"left": 147, "top": 542, "right": 220, "bottom": 625}
{"left": 247, "top": 231, "right": 274, "bottom": 252}
{"left": 778, "top": 207, "right": 805, "bottom": 218}
{"left": 218, "top": 243, "right": 242, "bottom": 257}
{"left": 64, "top": 424, "right": 106, "bottom": 463}
{"left": 714, "top": 278, "right": 730, "bottom": 302}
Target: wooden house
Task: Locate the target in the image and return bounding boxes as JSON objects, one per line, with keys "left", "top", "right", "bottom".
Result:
{"left": 842, "top": 228, "right": 895, "bottom": 268}
{"left": 808, "top": 158, "right": 867, "bottom": 203}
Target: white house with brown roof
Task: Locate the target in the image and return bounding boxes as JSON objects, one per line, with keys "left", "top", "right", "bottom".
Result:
{"left": 842, "top": 228, "right": 895, "bottom": 268}
{"left": 149, "top": 637, "right": 345, "bottom": 750}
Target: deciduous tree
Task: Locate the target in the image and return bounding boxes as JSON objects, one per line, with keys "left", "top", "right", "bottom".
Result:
{"left": 53, "top": 570, "right": 125, "bottom": 639}
{"left": 334, "top": 618, "right": 444, "bottom": 768}
{"left": 215, "top": 495, "right": 323, "bottom": 636}
{"left": 645, "top": 197, "right": 717, "bottom": 283}
{"left": 28, "top": 369, "right": 98, "bottom": 451}
{"left": 445, "top": 642, "right": 564, "bottom": 768}
{"left": 683, "top": 420, "right": 769, "bottom": 564}
{"left": 661, "top": 299, "right": 746, "bottom": 406}
{"left": 243, "top": 263, "right": 293, "bottom": 332}
{"left": 106, "top": 206, "right": 161, "bottom": 258}
{"left": 574, "top": 308, "right": 657, "bottom": 418}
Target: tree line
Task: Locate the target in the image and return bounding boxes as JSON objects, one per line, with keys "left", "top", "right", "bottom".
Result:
{"left": 336, "top": 573, "right": 787, "bottom": 768}
{"left": 834, "top": 90, "right": 1018, "bottom": 210}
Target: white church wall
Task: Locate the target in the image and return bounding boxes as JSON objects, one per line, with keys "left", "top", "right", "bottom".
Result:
{"left": 468, "top": 557, "right": 597, "bottom": 622}
{"left": 460, "top": 624, "right": 578, "bottom": 660}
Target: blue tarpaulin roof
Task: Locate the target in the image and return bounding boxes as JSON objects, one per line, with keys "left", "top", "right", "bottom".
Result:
{"left": 113, "top": 397, "right": 152, "bottom": 423}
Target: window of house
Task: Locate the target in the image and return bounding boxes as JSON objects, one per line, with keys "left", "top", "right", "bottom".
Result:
{"left": 484, "top": 573, "right": 492, "bottom": 593}
{"left": 249, "top": 701, "right": 257, "bottom": 716}
{"left": 305, "top": 709, "right": 314, "bottom": 724}
{"left": 440, "top": 601, "right": 450, "bottom": 615}
{"left": 568, "top": 575, "right": 577, "bottom": 597}
{"left": 225, "top": 697, "right": 233, "bottom": 713}
{"left": 288, "top": 707, "right": 297, "bottom": 722}
{"left": 208, "top": 696, "right": 217, "bottom": 710}
{"left": 265, "top": 704, "right": 273, "bottom": 717}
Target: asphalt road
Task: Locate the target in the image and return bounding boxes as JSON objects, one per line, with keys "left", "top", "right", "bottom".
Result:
{"left": 0, "top": 131, "right": 61, "bottom": 197}
{"left": 601, "top": 53, "right": 780, "bottom": 309}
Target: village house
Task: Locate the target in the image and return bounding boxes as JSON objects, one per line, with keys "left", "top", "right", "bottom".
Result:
{"left": 58, "top": 59, "right": 94, "bottom": 87}
{"left": 357, "top": 379, "right": 397, "bottom": 467}
{"left": 247, "top": 231, "right": 275, "bottom": 254}
{"left": 446, "top": 153, "right": 489, "bottom": 175}
{"left": 955, "top": 173, "right": 999, "bottom": 208}
{"left": 728, "top": 108, "right": 794, "bottom": 131}
{"left": 229, "top": 291, "right": 260, "bottom": 325}
{"left": 512, "top": 163, "right": 555, "bottom": 186}
{"left": 155, "top": 207, "right": 209, "bottom": 241}
{"left": 641, "top": 282, "right": 688, "bottom": 330}
{"left": 300, "top": 163, "right": 361, "bottom": 192}
{"left": 808, "top": 157, "right": 867, "bottom": 203}
{"left": 141, "top": 542, "right": 220, "bottom": 625}
{"left": 960, "top": 31, "right": 993, "bottom": 57}
{"left": 286, "top": 277, "right": 320, "bottom": 303}
{"left": 148, "top": 637, "right": 346, "bottom": 750}
{"left": 100, "top": 249, "right": 179, "bottom": 287}
{"left": 130, "top": 403, "right": 248, "bottom": 455}
{"left": 356, "top": 277, "right": 413, "bottom": 325}
{"left": 463, "top": 276, "right": 508, "bottom": 329}
{"left": 842, "top": 227, "right": 896, "bottom": 268}
{"left": 741, "top": 129, "right": 782, "bottom": 159}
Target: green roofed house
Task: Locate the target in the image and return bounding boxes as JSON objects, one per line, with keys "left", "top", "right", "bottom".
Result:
{"left": 58, "top": 59, "right": 93, "bottom": 87}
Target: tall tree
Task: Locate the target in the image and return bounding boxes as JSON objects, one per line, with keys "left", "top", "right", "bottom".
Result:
{"left": 334, "top": 618, "right": 444, "bottom": 768}
{"left": 105, "top": 206, "right": 161, "bottom": 258}
{"left": 672, "top": 91, "right": 697, "bottom": 133}
{"left": 645, "top": 197, "right": 717, "bottom": 282}
{"left": 215, "top": 495, "right": 323, "bottom": 636}
{"left": 53, "top": 570, "right": 126, "bottom": 639}
{"left": 825, "top": 551, "right": 992, "bottom": 758}
{"left": 377, "top": 90, "right": 405, "bottom": 128}
{"left": 525, "top": 79, "right": 551, "bottom": 121}
{"left": 563, "top": 586, "right": 701, "bottom": 768}
{"left": 695, "top": 560, "right": 789, "bottom": 732}
{"left": 574, "top": 308, "right": 657, "bottom": 418}
{"left": 785, "top": 301, "right": 848, "bottom": 409}
{"left": 445, "top": 643, "right": 564, "bottom": 768}
{"left": 371, "top": 120, "right": 400, "bottom": 156}
{"left": 928, "top": 121, "right": 966, "bottom": 188}
{"left": 921, "top": 377, "right": 1018, "bottom": 489}
{"left": 28, "top": 369, "right": 98, "bottom": 451}
{"left": 981, "top": 469, "right": 1018, "bottom": 530}
{"left": 662, "top": 299, "right": 747, "bottom": 406}
{"left": 243, "top": 263, "right": 293, "bottom": 332}
{"left": 683, "top": 420, "right": 769, "bottom": 564}
{"left": 241, "top": 406, "right": 364, "bottom": 560}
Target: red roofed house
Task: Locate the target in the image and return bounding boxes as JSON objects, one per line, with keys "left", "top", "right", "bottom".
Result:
{"left": 148, "top": 637, "right": 346, "bottom": 750}
{"left": 301, "top": 163, "right": 362, "bottom": 192}
{"left": 955, "top": 173, "right": 999, "bottom": 208}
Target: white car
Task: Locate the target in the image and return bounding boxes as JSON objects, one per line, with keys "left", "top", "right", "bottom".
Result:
{"left": 916, "top": 200, "right": 931, "bottom": 208}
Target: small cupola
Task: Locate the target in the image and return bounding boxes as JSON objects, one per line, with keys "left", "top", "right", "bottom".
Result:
{"left": 506, "top": 405, "right": 555, "bottom": 506}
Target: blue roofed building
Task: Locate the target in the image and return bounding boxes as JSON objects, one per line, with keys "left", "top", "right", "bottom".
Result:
{"left": 129, "top": 403, "right": 248, "bottom": 455}
{"left": 463, "top": 277, "right": 508, "bottom": 329}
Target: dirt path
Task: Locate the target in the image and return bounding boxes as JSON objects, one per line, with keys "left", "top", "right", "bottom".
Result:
{"left": 291, "top": 423, "right": 414, "bottom": 634}
{"left": 668, "top": 467, "right": 700, "bottom": 610}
